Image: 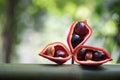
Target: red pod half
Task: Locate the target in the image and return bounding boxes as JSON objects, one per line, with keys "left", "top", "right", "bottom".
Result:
{"left": 67, "top": 20, "right": 92, "bottom": 53}
{"left": 39, "top": 42, "right": 72, "bottom": 64}
{"left": 74, "top": 45, "right": 112, "bottom": 66}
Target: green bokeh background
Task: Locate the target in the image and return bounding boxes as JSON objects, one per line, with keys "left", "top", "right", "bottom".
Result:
{"left": 0, "top": 0, "right": 120, "bottom": 64}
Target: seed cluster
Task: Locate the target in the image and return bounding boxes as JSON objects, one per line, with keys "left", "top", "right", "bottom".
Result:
{"left": 39, "top": 20, "right": 112, "bottom": 65}
{"left": 77, "top": 49, "right": 106, "bottom": 61}
{"left": 71, "top": 22, "right": 88, "bottom": 48}
{"left": 46, "top": 46, "right": 67, "bottom": 58}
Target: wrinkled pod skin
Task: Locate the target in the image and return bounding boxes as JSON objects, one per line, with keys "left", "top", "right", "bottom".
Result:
{"left": 39, "top": 42, "right": 72, "bottom": 64}
{"left": 67, "top": 20, "right": 92, "bottom": 53}
{"left": 74, "top": 45, "right": 112, "bottom": 66}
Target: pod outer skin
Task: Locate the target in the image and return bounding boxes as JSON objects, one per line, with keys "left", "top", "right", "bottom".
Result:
{"left": 39, "top": 42, "right": 72, "bottom": 64}
{"left": 67, "top": 20, "right": 92, "bottom": 53}
{"left": 74, "top": 45, "right": 112, "bottom": 66}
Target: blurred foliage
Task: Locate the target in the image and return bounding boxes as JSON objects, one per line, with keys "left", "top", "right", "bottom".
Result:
{"left": 0, "top": 0, "right": 120, "bottom": 63}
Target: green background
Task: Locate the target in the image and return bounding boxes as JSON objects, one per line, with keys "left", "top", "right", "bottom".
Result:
{"left": 0, "top": 0, "right": 120, "bottom": 64}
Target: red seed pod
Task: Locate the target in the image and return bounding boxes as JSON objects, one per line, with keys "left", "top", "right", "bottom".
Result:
{"left": 67, "top": 20, "right": 92, "bottom": 53}
{"left": 39, "top": 42, "right": 72, "bottom": 64}
{"left": 74, "top": 45, "right": 112, "bottom": 66}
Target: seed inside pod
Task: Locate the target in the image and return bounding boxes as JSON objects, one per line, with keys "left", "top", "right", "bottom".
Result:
{"left": 75, "top": 22, "right": 88, "bottom": 36}
{"left": 54, "top": 50, "right": 67, "bottom": 58}
{"left": 71, "top": 34, "right": 82, "bottom": 48}
{"left": 92, "top": 51, "right": 106, "bottom": 61}
{"left": 74, "top": 46, "right": 112, "bottom": 66}
{"left": 77, "top": 49, "right": 86, "bottom": 61}
{"left": 85, "top": 50, "right": 93, "bottom": 60}
{"left": 46, "top": 45, "right": 55, "bottom": 56}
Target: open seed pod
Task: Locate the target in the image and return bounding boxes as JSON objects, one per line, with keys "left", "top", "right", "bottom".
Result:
{"left": 67, "top": 20, "right": 92, "bottom": 53}
{"left": 74, "top": 45, "right": 112, "bottom": 66}
{"left": 39, "top": 42, "right": 72, "bottom": 64}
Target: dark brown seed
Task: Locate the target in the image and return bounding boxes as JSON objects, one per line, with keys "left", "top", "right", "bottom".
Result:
{"left": 71, "top": 34, "right": 82, "bottom": 48}
{"left": 75, "top": 22, "right": 88, "bottom": 35}
{"left": 77, "top": 49, "right": 86, "bottom": 61}
{"left": 54, "top": 50, "right": 67, "bottom": 58}
{"left": 92, "top": 51, "right": 106, "bottom": 61}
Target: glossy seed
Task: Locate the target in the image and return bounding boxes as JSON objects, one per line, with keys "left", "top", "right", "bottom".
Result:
{"left": 92, "top": 51, "right": 106, "bottom": 61}
{"left": 77, "top": 49, "right": 86, "bottom": 61}
{"left": 71, "top": 34, "right": 82, "bottom": 48}
{"left": 75, "top": 22, "right": 88, "bottom": 35}
{"left": 54, "top": 50, "right": 67, "bottom": 58}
